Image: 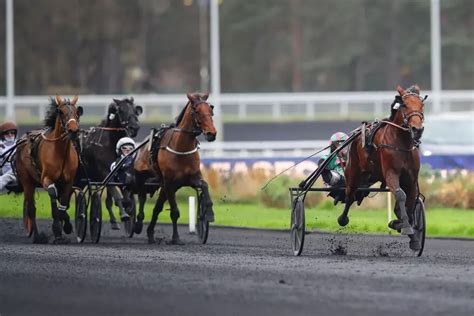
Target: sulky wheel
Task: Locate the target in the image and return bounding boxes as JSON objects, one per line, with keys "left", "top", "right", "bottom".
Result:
{"left": 74, "top": 190, "right": 87, "bottom": 243}
{"left": 413, "top": 197, "right": 426, "bottom": 257}
{"left": 196, "top": 192, "right": 209, "bottom": 244}
{"left": 89, "top": 191, "right": 102, "bottom": 244}
{"left": 290, "top": 196, "right": 305, "bottom": 256}
{"left": 123, "top": 195, "right": 137, "bottom": 238}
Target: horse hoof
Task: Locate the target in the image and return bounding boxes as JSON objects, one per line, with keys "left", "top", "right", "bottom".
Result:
{"left": 33, "top": 232, "right": 49, "bottom": 244}
{"left": 110, "top": 222, "right": 120, "bottom": 230}
{"left": 400, "top": 225, "right": 414, "bottom": 236}
{"left": 410, "top": 240, "right": 421, "bottom": 251}
{"left": 166, "top": 238, "right": 185, "bottom": 245}
{"left": 63, "top": 221, "right": 73, "bottom": 235}
{"left": 388, "top": 220, "right": 402, "bottom": 232}
{"left": 134, "top": 221, "right": 143, "bottom": 234}
{"left": 53, "top": 237, "right": 70, "bottom": 245}
{"left": 337, "top": 215, "right": 349, "bottom": 227}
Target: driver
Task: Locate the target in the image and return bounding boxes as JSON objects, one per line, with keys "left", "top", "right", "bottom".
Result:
{"left": 319, "top": 132, "right": 348, "bottom": 204}
{"left": 109, "top": 137, "right": 136, "bottom": 221}
{"left": 0, "top": 121, "right": 19, "bottom": 193}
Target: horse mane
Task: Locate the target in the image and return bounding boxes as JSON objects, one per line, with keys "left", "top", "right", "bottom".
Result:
{"left": 44, "top": 97, "right": 60, "bottom": 128}
{"left": 174, "top": 93, "right": 207, "bottom": 126}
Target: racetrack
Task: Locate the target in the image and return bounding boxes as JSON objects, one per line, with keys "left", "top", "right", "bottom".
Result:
{"left": 0, "top": 218, "right": 473, "bottom": 316}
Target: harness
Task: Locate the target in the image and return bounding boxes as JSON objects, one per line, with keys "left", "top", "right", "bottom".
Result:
{"left": 363, "top": 92, "right": 426, "bottom": 153}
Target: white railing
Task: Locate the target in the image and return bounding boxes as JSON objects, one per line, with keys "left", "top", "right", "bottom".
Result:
{"left": 0, "top": 90, "right": 472, "bottom": 121}
{"left": 198, "top": 139, "right": 473, "bottom": 158}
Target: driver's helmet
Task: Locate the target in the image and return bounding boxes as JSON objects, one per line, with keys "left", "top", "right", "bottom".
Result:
{"left": 116, "top": 137, "right": 136, "bottom": 155}
{"left": 0, "top": 121, "right": 18, "bottom": 140}
{"left": 329, "top": 132, "right": 348, "bottom": 145}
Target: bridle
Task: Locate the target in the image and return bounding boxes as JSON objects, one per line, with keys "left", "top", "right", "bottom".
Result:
{"left": 398, "top": 93, "right": 426, "bottom": 128}
{"left": 57, "top": 101, "right": 80, "bottom": 133}
{"left": 180, "top": 100, "right": 214, "bottom": 136}
{"left": 374, "top": 92, "right": 428, "bottom": 152}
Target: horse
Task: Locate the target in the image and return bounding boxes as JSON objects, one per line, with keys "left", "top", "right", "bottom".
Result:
{"left": 16, "top": 96, "right": 83, "bottom": 244}
{"left": 338, "top": 85, "right": 425, "bottom": 250}
{"left": 134, "top": 92, "right": 217, "bottom": 244}
{"left": 80, "top": 97, "right": 142, "bottom": 229}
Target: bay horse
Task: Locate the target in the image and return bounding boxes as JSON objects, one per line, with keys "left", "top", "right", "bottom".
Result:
{"left": 16, "top": 96, "right": 83, "bottom": 244}
{"left": 134, "top": 93, "right": 217, "bottom": 244}
{"left": 338, "top": 85, "right": 425, "bottom": 250}
{"left": 80, "top": 98, "right": 142, "bottom": 229}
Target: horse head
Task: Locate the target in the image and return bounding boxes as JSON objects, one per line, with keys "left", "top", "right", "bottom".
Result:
{"left": 395, "top": 85, "right": 426, "bottom": 141}
{"left": 52, "top": 95, "right": 83, "bottom": 138}
{"left": 186, "top": 93, "right": 217, "bottom": 142}
{"left": 107, "top": 97, "right": 143, "bottom": 137}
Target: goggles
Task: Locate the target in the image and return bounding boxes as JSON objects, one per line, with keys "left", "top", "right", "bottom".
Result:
{"left": 120, "top": 145, "right": 135, "bottom": 151}
{"left": 4, "top": 130, "right": 17, "bottom": 136}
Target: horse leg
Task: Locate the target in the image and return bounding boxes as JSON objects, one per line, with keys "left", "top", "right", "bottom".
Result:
{"left": 337, "top": 169, "right": 359, "bottom": 227}
{"left": 44, "top": 179, "right": 69, "bottom": 244}
{"left": 58, "top": 184, "right": 74, "bottom": 235}
{"left": 167, "top": 187, "right": 184, "bottom": 245}
{"left": 388, "top": 201, "right": 403, "bottom": 232}
{"left": 105, "top": 187, "right": 120, "bottom": 230}
{"left": 111, "top": 186, "right": 129, "bottom": 222}
{"left": 385, "top": 171, "right": 414, "bottom": 235}
{"left": 23, "top": 182, "right": 47, "bottom": 243}
{"left": 405, "top": 184, "right": 421, "bottom": 251}
{"left": 134, "top": 191, "right": 147, "bottom": 234}
{"left": 194, "top": 179, "right": 214, "bottom": 222}
{"left": 146, "top": 188, "right": 166, "bottom": 244}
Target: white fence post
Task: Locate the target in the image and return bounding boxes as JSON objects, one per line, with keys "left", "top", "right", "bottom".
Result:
{"left": 189, "top": 196, "right": 196, "bottom": 234}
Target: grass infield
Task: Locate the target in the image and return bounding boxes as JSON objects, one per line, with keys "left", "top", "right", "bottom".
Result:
{"left": 1, "top": 191, "right": 473, "bottom": 238}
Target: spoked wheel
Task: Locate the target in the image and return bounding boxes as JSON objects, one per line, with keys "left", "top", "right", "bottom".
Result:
{"left": 196, "top": 192, "right": 209, "bottom": 244}
{"left": 413, "top": 197, "right": 426, "bottom": 257}
{"left": 290, "top": 196, "right": 305, "bottom": 256}
{"left": 89, "top": 191, "right": 102, "bottom": 244}
{"left": 123, "top": 195, "right": 137, "bottom": 238}
{"left": 74, "top": 190, "right": 88, "bottom": 243}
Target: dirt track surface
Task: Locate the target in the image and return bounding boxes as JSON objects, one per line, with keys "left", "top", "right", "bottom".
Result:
{"left": 0, "top": 218, "right": 473, "bottom": 316}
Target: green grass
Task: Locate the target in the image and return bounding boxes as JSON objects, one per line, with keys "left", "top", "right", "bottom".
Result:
{"left": 1, "top": 191, "right": 473, "bottom": 238}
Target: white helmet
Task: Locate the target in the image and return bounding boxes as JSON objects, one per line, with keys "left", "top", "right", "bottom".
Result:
{"left": 116, "top": 137, "right": 136, "bottom": 155}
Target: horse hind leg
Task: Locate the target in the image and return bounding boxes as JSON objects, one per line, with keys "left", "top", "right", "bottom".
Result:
{"left": 147, "top": 188, "right": 166, "bottom": 244}
{"left": 105, "top": 187, "right": 120, "bottom": 230}
{"left": 134, "top": 191, "right": 147, "bottom": 234}
{"left": 23, "top": 183, "right": 48, "bottom": 243}
{"left": 337, "top": 168, "right": 359, "bottom": 227}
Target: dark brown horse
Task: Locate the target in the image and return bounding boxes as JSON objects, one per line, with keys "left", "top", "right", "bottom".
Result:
{"left": 16, "top": 96, "right": 83, "bottom": 244}
{"left": 339, "top": 85, "right": 425, "bottom": 250}
{"left": 134, "top": 93, "right": 217, "bottom": 244}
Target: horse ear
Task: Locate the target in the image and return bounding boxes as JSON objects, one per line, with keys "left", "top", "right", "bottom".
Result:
{"left": 71, "top": 95, "right": 79, "bottom": 105}
{"left": 202, "top": 93, "right": 209, "bottom": 101}
{"left": 55, "top": 95, "right": 63, "bottom": 106}
{"left": 113, "top": 98, "right": 120, "bottom": 104}
{"left": 413, "top": 84, "right": 420, "bottom": 93}
{"left": 396, "top": 85, "right": 405, "bottom": 95}
{"left": 135, "top": 105, "right": 143, "bottom": 116}
{"left": 187, "top": 93, "right": 196, "bottom": 103}
{"left": 130, "top": 96, "right": 134, "bottom": 103}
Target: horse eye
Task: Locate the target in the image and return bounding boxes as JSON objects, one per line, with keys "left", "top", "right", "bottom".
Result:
{"left": 210, "top": 105, "right": 214, "bottom": 110}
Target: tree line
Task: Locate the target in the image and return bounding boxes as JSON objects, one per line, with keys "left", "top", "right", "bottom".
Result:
{"left": 0, "top": 0, "right": 472, "bottom": 95}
